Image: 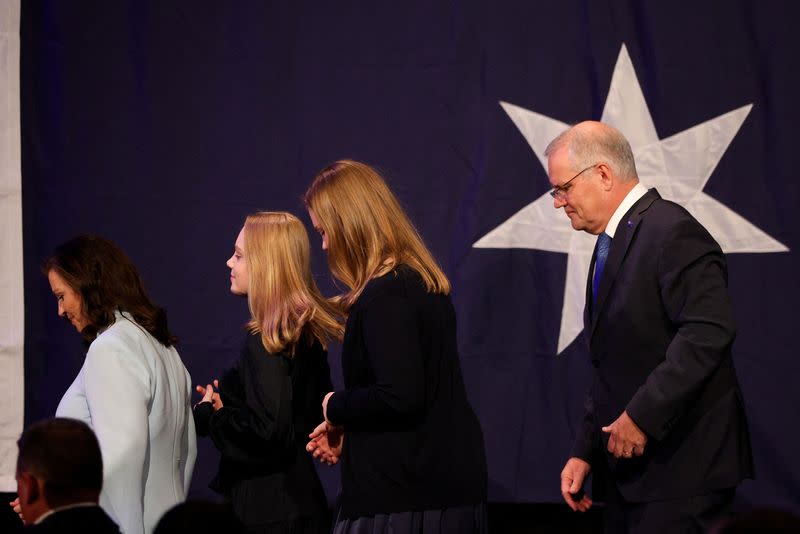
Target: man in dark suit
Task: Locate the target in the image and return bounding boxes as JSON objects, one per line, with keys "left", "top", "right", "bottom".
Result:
{"left": 14, "top": 418, "right": 119, "bottom": 533}
{"left": 550, "top": 121, "right": 753, "bottom": 533}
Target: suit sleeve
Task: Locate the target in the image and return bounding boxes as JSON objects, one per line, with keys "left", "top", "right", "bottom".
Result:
{"left": 326, "top": 294, "right": 425, "bottom": 427}
{"left": 206, "top": 340, "right": 294, "bottom": 462}
{"left": 83, "top": 335, "right": 150, "bottom": 534}
{"left": 571, "top": 390, "right": 598, "bottom": 462}
{"left": 626, "top": 217, "right": 736, "bottom": 441}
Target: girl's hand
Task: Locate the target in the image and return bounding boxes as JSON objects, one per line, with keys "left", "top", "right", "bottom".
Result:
{"left": 195, "top": 379, "right": 223, "bottom": 411}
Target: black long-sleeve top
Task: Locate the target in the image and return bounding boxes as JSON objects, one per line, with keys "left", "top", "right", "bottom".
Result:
{"left": 194, "top": 332, "right": 331, "bottom": 526}
{"left": 326, "top": 265, "right": 487, "bottom": 518}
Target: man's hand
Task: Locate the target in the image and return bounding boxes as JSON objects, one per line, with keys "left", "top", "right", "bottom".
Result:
{"left": 560, "top": 457, "right": 593, "bottom": 512}
{"left": 602, "top": 410, "right": 647, "bottom": 458}
{"left": 9, "top": 497, "right": 24, "bottom": 524}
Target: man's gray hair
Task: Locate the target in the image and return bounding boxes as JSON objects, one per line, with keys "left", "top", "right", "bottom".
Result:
{"left": 545, "top": 122, "right": 639, "bottom": 182}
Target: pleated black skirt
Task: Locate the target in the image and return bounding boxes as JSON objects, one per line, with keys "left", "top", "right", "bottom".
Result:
{"left": 241, "top": 513, "right": 331, "bottom": 534}
{"left": 331, "top": 503, "right": 488, "bottom": 534}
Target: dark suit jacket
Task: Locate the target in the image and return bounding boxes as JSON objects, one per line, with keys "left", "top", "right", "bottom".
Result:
{"left": 27, "top": 505, "right": 120, "bottom": 533}
{"left": 573, "top": 188, "right": 753, "bottom": 502}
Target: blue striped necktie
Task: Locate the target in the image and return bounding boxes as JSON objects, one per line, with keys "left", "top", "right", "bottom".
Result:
{"left": 592, "top": 232, "right": 612, "bottom": 300}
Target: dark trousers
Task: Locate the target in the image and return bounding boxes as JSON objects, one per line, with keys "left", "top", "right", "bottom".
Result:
{"left": 604, "top": 483, "right": 735, "bottom": 534}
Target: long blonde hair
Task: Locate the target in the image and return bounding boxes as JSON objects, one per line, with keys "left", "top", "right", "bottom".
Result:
{"left": 303, "top": 160, "right": 450, "bottom": 310}
{"left": 243, "top": 211, "right": 343, "bottom": 354}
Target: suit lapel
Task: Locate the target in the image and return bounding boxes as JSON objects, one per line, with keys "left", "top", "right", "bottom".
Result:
{"left": 588, "top": 189, "right": 661, "bottom": 342}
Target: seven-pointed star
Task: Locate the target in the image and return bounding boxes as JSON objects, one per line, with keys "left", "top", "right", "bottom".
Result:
{"left": 473, "top": 44, "right": 788, "bottom": 354}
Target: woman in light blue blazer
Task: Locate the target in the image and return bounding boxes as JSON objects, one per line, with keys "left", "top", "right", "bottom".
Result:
{"left": 40, "top": 235, "right": 197, "bottom": 534}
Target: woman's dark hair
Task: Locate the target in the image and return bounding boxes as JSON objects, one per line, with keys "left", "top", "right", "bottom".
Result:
{"left": 43, "top": 235, "right": 177, "bottom": 346}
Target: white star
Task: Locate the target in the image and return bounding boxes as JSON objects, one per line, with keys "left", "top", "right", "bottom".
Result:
{"left": 474, "top": 44, "right": 788, "bottom": 354}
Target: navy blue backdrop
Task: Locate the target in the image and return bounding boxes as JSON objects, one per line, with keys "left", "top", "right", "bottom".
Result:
{"left": 20, "top": 0, "right": 800, "bottom": 512}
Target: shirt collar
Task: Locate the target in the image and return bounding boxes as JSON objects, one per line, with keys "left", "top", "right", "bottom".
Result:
{"left": 604, "top": 182, "right": 648, "bottom": 238}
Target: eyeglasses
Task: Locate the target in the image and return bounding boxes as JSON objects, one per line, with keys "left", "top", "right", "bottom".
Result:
{"left": 549, "top": 164, "right": 598, "bottom": 200}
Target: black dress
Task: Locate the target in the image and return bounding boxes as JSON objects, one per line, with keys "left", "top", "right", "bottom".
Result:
{"left": 325, "top": 265, "right": 488, "bottom": 531}
{"left": 194, "top": 332, "right": 332, "bottom": 534}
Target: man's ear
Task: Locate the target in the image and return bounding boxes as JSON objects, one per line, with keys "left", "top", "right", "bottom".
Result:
{"left": 17, "top": 471, "right": 41, "bottom": 506}
{"left": 596, "top": 162, "right": 614, "bottom": 191}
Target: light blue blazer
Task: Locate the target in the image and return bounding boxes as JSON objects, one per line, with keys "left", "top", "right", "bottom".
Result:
{"left": 56, "top": 311, "right": 197, "bottom": 534}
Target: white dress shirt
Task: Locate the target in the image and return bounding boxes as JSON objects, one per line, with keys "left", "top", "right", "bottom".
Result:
{"left": 604, "top": 182, "right": 649, "bottom": 238}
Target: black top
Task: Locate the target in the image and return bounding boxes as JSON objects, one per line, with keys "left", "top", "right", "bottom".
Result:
{"left": 194, "top": 332, "right": 332, "bottom": 527}
{"left": 27, "top": 506, "right": 120, "bottom": 534}
{"left": 326, "top": 265, "right": 487, "bottom": 518}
